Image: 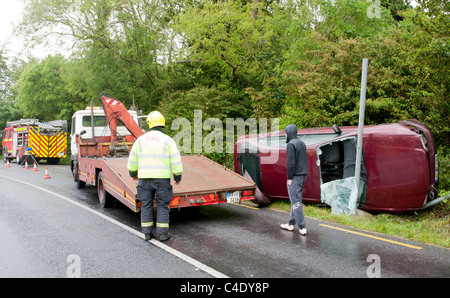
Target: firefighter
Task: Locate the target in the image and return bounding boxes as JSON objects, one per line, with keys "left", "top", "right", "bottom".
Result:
{"left": 127, "top": 111, "right": 183, "bottom": 241}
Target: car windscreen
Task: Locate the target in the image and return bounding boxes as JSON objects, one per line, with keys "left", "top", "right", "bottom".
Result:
{"left": 258, "top": 133, "right": 341, "bottom": 148}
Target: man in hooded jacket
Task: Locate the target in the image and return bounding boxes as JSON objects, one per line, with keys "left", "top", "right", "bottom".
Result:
{"left": 281, "top": 124, "right": 308, "bottom": 235}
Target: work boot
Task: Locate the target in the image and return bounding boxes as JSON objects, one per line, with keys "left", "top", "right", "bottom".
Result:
{"left": 154, "top": 233, "right": 171, "bottom": 242}
{"left": 144, "top": 233, "right": 152, "bottom": 241}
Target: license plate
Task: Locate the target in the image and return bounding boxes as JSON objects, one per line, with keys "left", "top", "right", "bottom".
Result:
{"left": 226, "top": 191, "right": 240, "bottom": 203}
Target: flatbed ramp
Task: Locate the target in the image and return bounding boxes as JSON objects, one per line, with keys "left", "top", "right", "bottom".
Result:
{"left": 103, "top": 154, "right": 256, "bottom": 211}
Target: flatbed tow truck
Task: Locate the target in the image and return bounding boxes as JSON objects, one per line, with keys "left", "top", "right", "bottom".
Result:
{"left": 72, "top": 94, "right": 255, "bottom": 212}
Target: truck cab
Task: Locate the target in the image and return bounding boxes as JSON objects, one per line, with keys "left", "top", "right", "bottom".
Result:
{"left": 70, "top": 107, "right": 139, "bottom": 171}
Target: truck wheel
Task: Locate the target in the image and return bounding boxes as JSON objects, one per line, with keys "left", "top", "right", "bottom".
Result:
{"left": 97, "top": 171, "right": 114, "bottom": 208}
{"left": 16, "top": 150, "right": 22, "bottom": 165}
{"left": 2, "top": 148, "right": 7, "bottom": 163}
{"left": 73, "top": 162, "right": 86, "bottom": 189}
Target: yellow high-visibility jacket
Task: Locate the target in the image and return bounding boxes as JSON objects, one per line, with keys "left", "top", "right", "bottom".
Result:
{"left": 127, "top": 130, "right": 183, "bottom": 179}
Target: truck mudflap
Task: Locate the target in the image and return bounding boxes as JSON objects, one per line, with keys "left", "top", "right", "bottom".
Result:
{"left": 102, "top": 154, "right": 256, "bottom": 212}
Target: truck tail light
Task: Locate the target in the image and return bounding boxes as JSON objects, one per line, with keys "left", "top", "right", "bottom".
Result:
{"left": 242, "top": 190, "right": 254, "bottom": 197}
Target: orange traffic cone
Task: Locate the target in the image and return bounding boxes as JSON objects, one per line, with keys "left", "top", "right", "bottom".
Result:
{"left": 24, "top": 161, "right": 29, "bottom": 170}
{"left": 33, "top": 162, "right": 39, "bottom": 172}
{"left": 6, "top": 160, "right": 11, "bottom": 168}
{"left": 43, "top": 167, "right": 51, "bottom": 179}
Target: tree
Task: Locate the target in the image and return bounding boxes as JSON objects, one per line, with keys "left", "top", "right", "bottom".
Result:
{"left": 281, "top": 36, "right": 369, "bottom": 128}
{"left": 174, "top": 1, "right": 275, "bottom": 82}
{"left": 0, "top": 49, "right": 22, "bottom": 129}
{"left": 279, "top": 2, "right": 449, "bottom": 149}
{"left": 16, "top": 55, "right": 83, "bottom": 121}
{"left": 19, "top": 0, "right": 182, "bottom": 110}
{"left": 13, "top": 0, "right": 448, "bottom": 155}
{"left": 380, "top": 0, "right": 411, "bottom": 21}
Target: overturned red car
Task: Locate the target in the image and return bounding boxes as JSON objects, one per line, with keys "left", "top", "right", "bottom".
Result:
{"left": 234, "top": 120, "right": 439, "bottom": 213}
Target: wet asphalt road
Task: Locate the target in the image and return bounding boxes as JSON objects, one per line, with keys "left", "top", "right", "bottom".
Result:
{"left": 0, "top": 161, "right": 449, "bottom": 278}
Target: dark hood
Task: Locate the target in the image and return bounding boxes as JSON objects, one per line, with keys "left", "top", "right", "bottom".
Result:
{"left": 285, "top": 124, "right": 298, "bottom": 143}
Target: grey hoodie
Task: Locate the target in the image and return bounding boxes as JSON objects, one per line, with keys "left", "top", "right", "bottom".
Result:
{"left": 285, "top": 124, "right": 308, "bottom": 179}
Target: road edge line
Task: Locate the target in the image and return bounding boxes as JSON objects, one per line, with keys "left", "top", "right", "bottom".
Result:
{"left": 320, "top": 223, "right": 423, "bottom": 250}
{"left": 0, "top": 174, "right": 229, "bottom": 278}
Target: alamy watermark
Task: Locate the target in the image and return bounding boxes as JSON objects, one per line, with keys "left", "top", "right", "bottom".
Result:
{"left": 171, "top": 110, "right": 281, "bottom": 164}
{"left": 367, "top": 0, "right": 381, "bottom": 19}
{"left": 66, "top": 254, "right": 81, "bottom": 278}
{"left": 366, "top": 254, "right": 381, "bottom": 278}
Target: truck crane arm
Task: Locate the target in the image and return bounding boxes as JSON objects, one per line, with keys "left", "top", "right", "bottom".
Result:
{"left": 100, "top": 94, "right": 144, "bottom": 142}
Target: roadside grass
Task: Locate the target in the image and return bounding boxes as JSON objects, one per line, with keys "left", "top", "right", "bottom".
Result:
{"left": 60, "top": 156, "right": 71, "bottom": 165}
{"left": 270, "top": 195, "right": 450, "bottom": 248}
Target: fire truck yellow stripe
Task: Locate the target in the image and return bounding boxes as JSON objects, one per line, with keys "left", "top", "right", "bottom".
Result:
{"left": 49, "top": 136, "right": 57, "bottom": 157}
{"left": 27, "top": 130, "right": 67, "bottom": 158}
{"left": 55, "top": 134, "right": 67, "bottom": 157}
{"left": 40, "top": 135, "right": 47, "bottom": 157}
{"left": 29, "top": 130, "right": 39, "bottom": 156}
{"left": 34, "top": 132, "right": 42, "bottom": 157}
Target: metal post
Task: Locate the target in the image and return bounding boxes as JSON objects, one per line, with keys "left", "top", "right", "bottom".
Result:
{"left": 90, "top": 99, "right": 95, "bottom": 140}
{"left": 354, "top": 58, "right": 369, "bottom": 194}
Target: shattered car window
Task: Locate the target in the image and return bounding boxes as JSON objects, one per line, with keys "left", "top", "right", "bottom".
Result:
{"left": 321, "top": 177, "right": 365, "bottom": 215}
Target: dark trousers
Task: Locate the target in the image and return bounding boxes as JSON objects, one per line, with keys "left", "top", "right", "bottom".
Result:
{"left": 137, "top": 179, "right": 173, "bottom": 235}
{"left": 287, "top": 175, "right": 307, "bottom": 229}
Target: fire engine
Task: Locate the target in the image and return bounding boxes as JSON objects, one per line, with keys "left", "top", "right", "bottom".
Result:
{"left": 2, "top": 119, "right": 68, "bottom": 165}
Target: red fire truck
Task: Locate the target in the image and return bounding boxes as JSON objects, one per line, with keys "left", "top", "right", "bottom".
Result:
{"left": 2, "top": 119, "right": 68, "bottom": 165}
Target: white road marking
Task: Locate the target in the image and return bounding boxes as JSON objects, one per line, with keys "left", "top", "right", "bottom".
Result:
{"left": 0, "top": 174, "right": 228, "bottom": 278}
